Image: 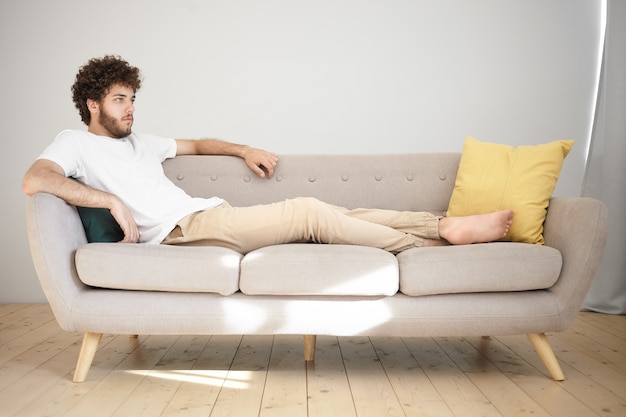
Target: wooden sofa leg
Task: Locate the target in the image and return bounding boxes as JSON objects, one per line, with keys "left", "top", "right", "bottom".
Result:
{"left": 527, "top": 333, "right": 565, "bottom": 381}
{"left": 73, "top": 332, "right": 102, "bottom": 383}
{"left": 304, "top": 335, "right": 316, "bottom": 362}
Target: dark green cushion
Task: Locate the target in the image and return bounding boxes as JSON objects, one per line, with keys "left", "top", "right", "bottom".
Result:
{"left": 76, "top": 206, "right": 124, "bottom": 243}
{"left": 70, "top": 177, "right": 124, "bottom": 242}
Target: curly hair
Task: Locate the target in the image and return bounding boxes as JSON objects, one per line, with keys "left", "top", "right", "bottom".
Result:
{"left": 71, "top": 55, "right": 142, "bottom": 125}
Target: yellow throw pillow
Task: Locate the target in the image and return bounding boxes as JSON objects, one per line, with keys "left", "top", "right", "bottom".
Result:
{"left": 446, "top": 136, "right": 574, "bottom": 244}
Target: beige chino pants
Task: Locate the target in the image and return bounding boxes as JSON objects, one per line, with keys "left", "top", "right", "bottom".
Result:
{"left": 162, "top": 197, "right": 442, "bottom": 254}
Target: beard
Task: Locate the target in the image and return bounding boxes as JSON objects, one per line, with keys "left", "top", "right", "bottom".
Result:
{"left": 98, "top": 108, "right": 132, "bottom": 139}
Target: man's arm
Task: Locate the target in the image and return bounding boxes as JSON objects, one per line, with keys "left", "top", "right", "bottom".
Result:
{"left": 22, "top": 159, "right": 140, "bottom": 243}
{"left": 175, "top": 139, "right": 278, "bottom": 179}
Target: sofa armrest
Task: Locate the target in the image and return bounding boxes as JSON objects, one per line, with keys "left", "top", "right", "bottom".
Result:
{"left": 542, "top": 197, "right": 608, "bottom": 328}
{"left": 26, "top": 193, "right": 89, "bottom": 331}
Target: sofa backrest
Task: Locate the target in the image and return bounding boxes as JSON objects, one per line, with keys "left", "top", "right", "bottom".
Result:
{"left": 163, "top": 153, "right": 461, "bottom": 214}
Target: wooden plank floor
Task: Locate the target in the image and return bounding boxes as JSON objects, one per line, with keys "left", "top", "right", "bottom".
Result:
{"left": 0, "top": 304, "right": 624, "bottom": 417}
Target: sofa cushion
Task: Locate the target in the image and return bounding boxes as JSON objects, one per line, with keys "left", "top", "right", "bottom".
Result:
{"left": 75, "top": 243, "right": 242, "bottom": 295}
{"left": 446, "top": 137, "right": 574, "bottom": 244}
{"left": 398, "top": 243, "right": 562, "bottom": 296}
{"left": 75, "top": 206, "right": 125, "bottom": 243}
{"left": 240, "top": 244, "right": 399, "bottom": 296}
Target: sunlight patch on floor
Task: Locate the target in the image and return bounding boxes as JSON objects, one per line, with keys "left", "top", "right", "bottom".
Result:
{"left": 125, "top": 369, "right": 251, "bottom": 389}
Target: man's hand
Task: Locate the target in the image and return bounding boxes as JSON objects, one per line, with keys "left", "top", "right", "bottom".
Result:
{"left": 240, "top": 147, "right": 279, "bottom": 179}
{"left": 109, "top": 198, "right": 140, "bottom": 243}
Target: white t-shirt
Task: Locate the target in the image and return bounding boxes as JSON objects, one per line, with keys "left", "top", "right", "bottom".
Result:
{"left": 38, "top": 129, "right": 223, "bottom": 244}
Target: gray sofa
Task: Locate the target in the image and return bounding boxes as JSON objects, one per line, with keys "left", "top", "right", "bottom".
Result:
{"left": 26, "top": 154, "right": 608, "bottom": 382}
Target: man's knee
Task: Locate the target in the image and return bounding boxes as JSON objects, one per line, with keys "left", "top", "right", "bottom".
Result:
{"left": 285, "top": 197, "right": 337, "bottom": 222}
{"left": 289, "top": 196, "right": 324, "bottom": 209}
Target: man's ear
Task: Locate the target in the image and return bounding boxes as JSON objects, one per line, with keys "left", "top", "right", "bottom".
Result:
{"left": 87, "top": 99, "right": 99, "bottom": 113}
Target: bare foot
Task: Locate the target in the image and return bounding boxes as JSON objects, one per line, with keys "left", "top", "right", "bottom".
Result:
{"left": 438, "top": 210, "right": 514, "bottom": 245}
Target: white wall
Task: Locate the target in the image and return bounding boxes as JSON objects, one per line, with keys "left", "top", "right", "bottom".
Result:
{"left": 0, "top": 0, "right": 604, "bottom": 302}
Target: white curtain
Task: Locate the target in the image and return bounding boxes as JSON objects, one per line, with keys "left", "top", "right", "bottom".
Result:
{"left": 582, "top": 0, "right": 626, "bottom": 314}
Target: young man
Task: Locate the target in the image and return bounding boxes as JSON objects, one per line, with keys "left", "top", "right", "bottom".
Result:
{"left": 23, "top": 55, "right": 513, "bottom": 254}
